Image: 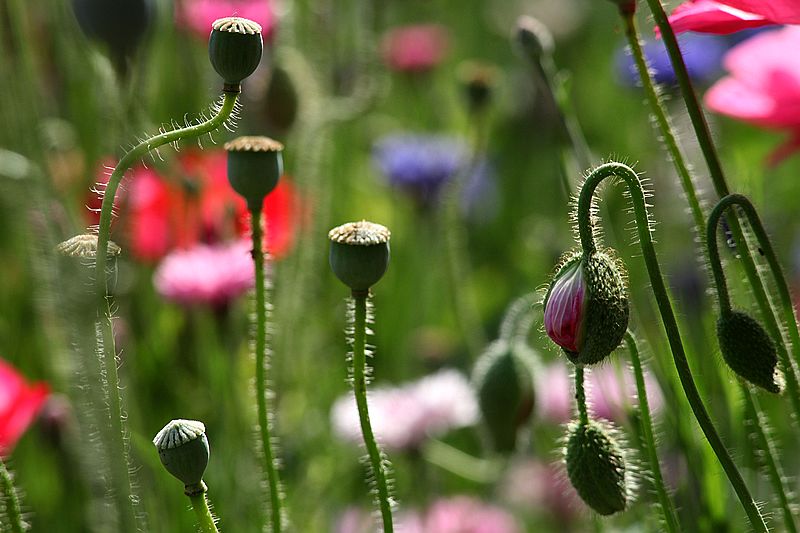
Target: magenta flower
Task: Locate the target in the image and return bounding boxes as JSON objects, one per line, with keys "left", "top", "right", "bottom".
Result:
{"left": 667, "top": 0, "right": 800, "bottom": 35}
{"left": 0, "top": 358, "right": 49, "bottom": 456}
{"left": 175, "top": 0, "right": 275, "bottom": 40}
{"left": 544, "top": 259, "right": 584, "bottom": 354}
{"left": 381, "top": 24, "right": 450, "bottom": 73}
{"left": 153, "top": 239, "right": 255, "bottom": 307}
{"left": 330, "top": 369, "right": 478, "bottom": 451}
{"left": 422, "top": 497, "right": 521, "bottom": 533}
{"left": 705, "top": 27, "right": 800, "bottom": 165}
{"left": 500, "top": 459, "right": 581, "bottom": 524}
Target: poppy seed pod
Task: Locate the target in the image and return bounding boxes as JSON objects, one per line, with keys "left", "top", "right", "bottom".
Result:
{"left": 565, "top": 420, "right": 628, "bottom": 515}
{"left": 717, "top": 311, "right": 783, "bottom": 393}
{"left": 515, "top": 15, "right": 553, "bottom": 61}
{"left": 72, "top": 0, "right": 152, "bottom": 69}
{"left": 224, "top": 136, "right": 283, "bottom": 210}
{"left": 544, "top": 251, "right": 629, "bottom": 365}
{"left": 208, "top": 17, "right": 263, "bottom": 88}
{"left": 472, "top": 339, "right": 537, "bottom": 454}
{"left": 328, "top": 221, "right": 391, "bottom": 293}
{"left": 153, "top": 419, "right": 210, "bottom": 495}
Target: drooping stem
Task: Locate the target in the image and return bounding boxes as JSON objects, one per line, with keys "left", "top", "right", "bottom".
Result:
{"left": 0, "top": 458, "right": 25, "bottom": 533}
{"left": 577, "top": 162, "right": 767, "bottom": 532}
{"left": 250, "top": 205, "right": 284, "bottom": 533}
{"left": 624, "top": 331, "right": 680, "bottom": 533}
{"left": 574, "top": 365, "right": 589, "bottom": 426}
{"left": 707, "top": 195, "right": 800, "bottom": 422}
{"left": 188, "top": 491, "right": 221, "bottom": 533}
{"left": 742, "top": 386, "right": 798, "bottom": 533}
{"left": 351, "top": 292, "right": 394, "bottom": 533}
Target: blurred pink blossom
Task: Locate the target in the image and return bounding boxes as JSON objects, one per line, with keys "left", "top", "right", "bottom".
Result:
{"left": 705, "top": 27, "right": 800, "bottom": 165}
{"left": 381, "top": 24, "right": 450, "bottom": 73}
{"left": 667, "top": 0, "right": 800, "bottom": 35}
{"left": 153, "top": 239, "right": 255, "bottom": 306}
{"left": 176, "top": 0, "right": 276, "bottom": 40}
{"left": 500, "top": 459, "right": 581, "bottom": 524}
{"left": 0, "top": 359, "right": 49, "bottom": 456}
{"left": 330, "top": 369, "right": 478, "bottom": 451}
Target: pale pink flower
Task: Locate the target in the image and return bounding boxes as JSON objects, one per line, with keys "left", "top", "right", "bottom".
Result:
{"left": 381, "top": 24, "right": 449, "bottom": 73}
{"left": 500, "top": 459, "right": 581, "bottom": 524}
{"left": 421, "top": 497, "right": 521, "bottom": 533}
{"left": 705, "top": 27, "right": 800, "bottom": 164}
{"left": 330, "top": 369, "right": 478, "bottom": 451}
{"left": 153, "top": 239, "right": 255, "bottom": 306}
{"left": 667, "top": 0, "right": 800, "bottom": 35}
{"left": 175, "top": 0, "right": 276, "bottom": 40}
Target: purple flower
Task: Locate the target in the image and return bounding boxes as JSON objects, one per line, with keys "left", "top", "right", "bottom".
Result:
{"left": 544, "top": 259, "right": 585, "bottom": 354}
{"left": 330, "top": 369, "right": 478, "bottom": 451}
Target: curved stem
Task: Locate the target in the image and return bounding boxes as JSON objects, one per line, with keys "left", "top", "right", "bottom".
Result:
{"left": 250, "top": 206, "right": 284, "bottom": 532}
{"left": 0, "top": 458, "right": 25, "bottom": 533}
{"left": 624, "top": 331, "right": 680, "bottom": 533}
{"left": 188, "top": 491, "right": 220, "bottom": 533}
{"left": 577, "top": 162, "right": 767, "bottom": 532}
{"left": 742, "top": 386, "right": 798, "bottom": 533}
{"left": 351, "top": 292, "right": 394, "bottom": 533}
{"left": 574, "top": 365, "right": 589, "bottom": 426}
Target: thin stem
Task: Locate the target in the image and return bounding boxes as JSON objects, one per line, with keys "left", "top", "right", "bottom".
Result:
{"left": 0, "top": 458, "right": 25, "bottom": 533}
{"left": 250, "top": 206, "right": 284, "bottom": 532}
{"left": 574, "top": 365, "right": 589, "bottom": 426}
{"left": 577, "top": 162, "right": 767, "bottom": 532}
{"left": 421, "top": 439, "right": 501, "bottom": 484}
{"left": 188, "top": 492, "right": 220, "bottom": 533}
{"left": 624, "top": 331, "right": 680, "bottom": 533}
{"left": 351, "top": 292, "right": 394, "bottom": 533}
{"left": 742, "top": 386, "right": 798, "bottom": 533}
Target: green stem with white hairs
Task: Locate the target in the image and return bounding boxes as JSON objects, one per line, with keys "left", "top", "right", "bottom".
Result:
{"left": 0, "top": 458, "right": 25, "bottom": 533}
{"left": 577, "top": 162, "right": 768, "bottom": 532}
{"left": 574, "top": 365, "right": 589, "bottom": 426}
{"left": 624, "top": 331, "right": 680, "bottom": 533}
{"left": 188, "top": 492, "right": 220, "bottom": 533}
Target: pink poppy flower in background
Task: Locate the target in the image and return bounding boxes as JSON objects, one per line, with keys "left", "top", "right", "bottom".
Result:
{"left": 330, "top": 369, "right": 478, "bottom": 451}
{"left": 667, "top": 0, "right": 800, "bottom": 35}
{"left": 500, "top": 459, "right": 581, "bottom": 524}
{"left": 705, "top": 27, "right": 800, "bottom": 165}
{"left": 0, "top": 359, "right": 49, "bottom": 456}
{"left": 421, "top": 497, "right": 521, "bottom": 533}
{"left": 381, "top": 24, "right": 450, "bottom": 73}
{"left": 153, "top": 239, "right": 255, "bottom": 306}
{"left": 175, "top": 0, "right": 276, "bottom": 40}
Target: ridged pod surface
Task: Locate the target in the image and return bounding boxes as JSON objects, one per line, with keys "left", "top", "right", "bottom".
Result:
{"left": 565, "top": 420, "right": 627, "bottom": 515}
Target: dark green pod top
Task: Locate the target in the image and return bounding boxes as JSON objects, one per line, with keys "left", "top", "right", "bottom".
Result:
{"left": 153, "top": 419, "right": 210, "bottom": 495}
{"left": 225, "top": 136, "right": 283, "bottom": 210}
{"left": 208, "top": 17, "right": 263, "bottom": 87}
{"left": 329, "top": 221, "right": 391, "bottom": 293}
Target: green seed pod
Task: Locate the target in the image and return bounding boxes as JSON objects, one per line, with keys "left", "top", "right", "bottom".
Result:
{"left": 543, "top": 250, "right": 629, "bottom": 365}
{"left": 328, "top": 221, "right": 391, "bottom": 293}
{"left": 515, "top": 15, "right": 553, "bottom": 61}
{"left": 153, "top": 419, "right": 210, "bottom": 495}
{"left": 224, "top": 136, "right": 283, "bottom": 210}
{"left": 208, "top": 17, "right": 263, "bottom": 88}
{"left": 472, "top": 339, "right": 537, "bottom": 454}
{"left": 565, "top": 420, "right": 627, "bottom": 515}
{"left": 717, "top": 310, "right": 783, "bottom": 393}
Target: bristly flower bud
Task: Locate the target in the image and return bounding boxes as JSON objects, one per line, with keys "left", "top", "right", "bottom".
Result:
{"left": 224, "top": 136, "right": 283, "bottom": 210}
{"left": 328, "top": 221, "right": 391, "bottom": 293}
{"left": 717, "top": 311, "right": 783, "bottom": 393}
{"left": 472, "top": 339, "right": 537, "bottom": 454}
{"left": 153, "top": 419, "right": 210, "bottom": 495}
{"left": 515, "top": 15, "right": 554, "bottom": 61}
{"left": 565, "top": 420, "right": 628, "bottom": 515}
{"left": 544, "top": 251, "right": 629, "bottom": 365}
{"left": 208, "top": 17, "right": 263, "bottom": 89}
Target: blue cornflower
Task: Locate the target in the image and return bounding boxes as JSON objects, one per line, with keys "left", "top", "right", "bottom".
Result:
{"left": 615, "top": 33, "right": 727, "bottom": 87}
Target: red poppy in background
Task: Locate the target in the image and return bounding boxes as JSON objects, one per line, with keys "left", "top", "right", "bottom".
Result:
{"left": 667, "top": 0, "right": 800, "bottom": 35}
{"left": 0, "top": 359, "right": 49, "bottom": 456}
{"left": 381, "top": 24, "right": 450, "bottom": 73}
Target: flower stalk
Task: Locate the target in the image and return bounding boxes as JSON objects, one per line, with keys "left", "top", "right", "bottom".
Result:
{"left": 189, "top": 492, "right": 220, "bottom": 533}
{"left": 0, "top": 458, "right": 25, "bottom": 533}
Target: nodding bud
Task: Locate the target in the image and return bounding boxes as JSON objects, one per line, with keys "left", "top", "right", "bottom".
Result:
{"left": 208, "top": 17, "right": 263, "bottom": 88}
{"left": 153, "top": 419, "right": 210, "bottom": 495}
{"left": 472, "top": 339, "right": 537, "bottom": 454}
{"left": 717, "top": 311, "right": 783, "bottom": 393}
{"left": 544, "top": 251, "right": 629, "bottom": 365}
{"left": 515, "top": 15, "right": 554, "bottom": 61}
{"left": 224, "top": 136, "right": 283, "bottom": 210}
{"left": 329, "top": 221, "right": 391, "bottom": 293}
{"left": 72, "top": 0, "right": 152, "bottom": 71}
{"left": 565, "top": 420, "right": 628, "bottom": 516}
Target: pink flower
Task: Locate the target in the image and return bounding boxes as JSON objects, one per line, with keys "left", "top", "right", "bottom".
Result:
{"left": 153, "top": 239, "right": 255, "bottom": 306}
{"left": 381, "top": 24, "right": 450, "bottom": 73}
{"left": 175, "top": 0, "right": 276, "bottom": 40}
{"left": 544, "top": 259, "right": 584, "bottom": 354}
{"left": 0, "top": 359, "right": 49, "bottom": 456}
{"left": 421, "top": 497, "right": 521, "bottom": 533}
{"left": 500, "top": 459, "right": 581, "bottom": 524}
{"left": 705, "top": 27, "right": 800, "bottom": 165}
{"left": 667, "top": 0, "right": 800, "bottom": 35}
{"left": 330, "top": 369, "right": 478, "bottom": 451}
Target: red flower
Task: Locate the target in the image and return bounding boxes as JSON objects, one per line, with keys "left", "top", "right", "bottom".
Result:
{"left": 381, "top": 24, "right": 450, "bottom": 73}
{"left": 0, "top": 359, "right": 49, "bottom": 456}
{"left": 667, "top": 0, "right": 800, "bottom": 35}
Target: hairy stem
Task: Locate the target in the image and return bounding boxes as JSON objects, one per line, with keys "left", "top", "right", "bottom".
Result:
{"left": 574, "top": 365, "right": 589, "bottom": 426}
{"left": 250, "top": 206, "right": 284, "bottom": 532}
{"left": 188, "top": 491, "right": 220, "bottom": 533}
{"left": 351, "top": 292, "right": 394, "bottom": 533}
{"left": 577, "top": 162, "right": 767, "bottom": 532}
{"left": 0, "top": 458, "right": 25, "bottom": 533}
{"left": 624, "top": 331, "right": 680, "bottom": 533}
